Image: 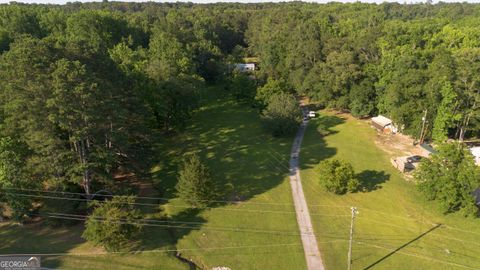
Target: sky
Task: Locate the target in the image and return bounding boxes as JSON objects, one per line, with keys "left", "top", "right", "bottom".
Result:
{"left": 1, "top": 0, "right": 480, "bottom": 4}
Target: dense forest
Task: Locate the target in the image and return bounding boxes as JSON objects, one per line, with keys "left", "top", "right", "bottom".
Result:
{"left": 0, "top": 1, "right": 479, "bottom": 222}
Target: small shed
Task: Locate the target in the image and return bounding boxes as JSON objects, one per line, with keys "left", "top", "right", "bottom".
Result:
{"left": 371, "top": 115, "right": 397, "bottom": 134}
{"left": 470, "top": 147, "right": 480, "bottom": 166}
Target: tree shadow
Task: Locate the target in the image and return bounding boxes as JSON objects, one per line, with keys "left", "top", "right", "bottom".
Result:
{"left": 363, "top": 224, "right": 442, "bottom": 270}
{"left": 356, "top": 170, "right": 390, "bottom": 192}
{"left": 150, "top": 94, "right": 295, "bottom": 207}
{"left": 315, "top": 114, "right": 345, "bottom": 136}
{"left": 141, "top": 208, "right": 206, "bottom": 250}
{"left": 146, "top": 89, "right": 301, "bottom": 250}
{"left": 298, "top": 114, "right": 344, "bottom": 172}
{"left": 0, "top": 222, "right": 86, "bottom": 268}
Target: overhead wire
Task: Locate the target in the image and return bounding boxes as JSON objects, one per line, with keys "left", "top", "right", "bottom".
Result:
{"left": 5, "top": 191, "right": 349, "bottom": 216}
{"left": 31, "top": 212, "right": 324, "bottom": 237}
{"left": 355, "top": 241, "right": 479, "bottom": 270}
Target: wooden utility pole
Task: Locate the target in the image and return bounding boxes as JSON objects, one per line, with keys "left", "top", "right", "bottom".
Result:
{"left": 347, "top": 207, "right": 358, "bottom": 270}
{"left": 419, "top": 109, "right": 428, "bottom": 144}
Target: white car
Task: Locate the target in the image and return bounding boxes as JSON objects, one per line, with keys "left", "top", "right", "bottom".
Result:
{"left": 308, "top": 111, "right": 316, "bottom": 118}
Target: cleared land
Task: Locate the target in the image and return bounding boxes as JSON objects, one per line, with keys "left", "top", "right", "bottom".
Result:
{"left": 299, "top": 111, "right": 480, "bottom": 270}
{"left": 0, "top": 88, "right": 305, "bottom": 270}
{"left": 151, "top": 88, "right": 305, "bottom": 269}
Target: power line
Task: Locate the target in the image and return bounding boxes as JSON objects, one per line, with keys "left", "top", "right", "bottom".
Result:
{"left": 0, "top": 241, "right": 355, "bottom": 257}
{"left": 0, "top": 187, "right": 296, "bottom": 206}
{"left": 354, "top": 208, "right": 436, "bottom": 225}
{"left": 263, "top": 146, "right": 480, "bottom": 239}
{"left": 4, "top": 159, "right": 480, "bottom": 244}
{"left": 442, "top": 225, "right": 480, "bottom": 236}
{"left": 31, "top": 212, "right": 346, "bottom": 238}
{"left": 5, "top": 191, "right": 347, "bottom": 216}
{"left": 356, "top": 217, "right": 480, "bottom": 247}
{"left": 355, "top": 241, "right": 479, "bottom": 270}
{"left": 8, "top": 182, "right": 463, "bottom": 234}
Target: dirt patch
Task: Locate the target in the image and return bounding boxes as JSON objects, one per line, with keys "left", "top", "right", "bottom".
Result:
{"left": 374, "top": 131, "right": 431, "bottom": 158}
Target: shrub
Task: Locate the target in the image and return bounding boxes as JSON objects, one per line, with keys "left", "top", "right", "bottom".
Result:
{"left": 82, "top": 196, "right": 143, "bottom": 251}
{"left": 317, "top": 159, "right": 358, "bottom": 194}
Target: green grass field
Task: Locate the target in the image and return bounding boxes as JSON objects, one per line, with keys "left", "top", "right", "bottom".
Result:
{"left": 0, "top": 87, "right": 305, "bottom": 270}
{"left": 300, "top": 111, "right": 480, "bottom": 270}
{"left": 150, "top": 88, "right": 305, "bottom": 269}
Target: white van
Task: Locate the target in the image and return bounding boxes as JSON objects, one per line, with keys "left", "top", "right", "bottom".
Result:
{"left": 308, "top": 111, "right": 316, "bottom": 118}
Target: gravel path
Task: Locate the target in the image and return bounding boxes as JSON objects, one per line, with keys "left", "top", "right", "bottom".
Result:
{"left": 289, "top": 117, "right": 325, "bottom": 270}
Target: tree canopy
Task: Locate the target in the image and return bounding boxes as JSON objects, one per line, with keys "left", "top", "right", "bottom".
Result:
{"left": 415, "top": 143, "right": 480, "bottom": 216}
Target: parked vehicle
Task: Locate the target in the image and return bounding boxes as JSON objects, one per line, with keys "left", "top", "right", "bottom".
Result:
{"left": 407, "top": 155, "right": 423, "bottom": 163}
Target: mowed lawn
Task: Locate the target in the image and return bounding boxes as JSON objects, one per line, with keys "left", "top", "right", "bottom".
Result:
{"left": 151, "top": 88, "right": 305, "bottom": 269}
{"left": 0, "top": 222, "right": 189, "bottom": 270}
{"left": 300, "top": 111, "right": 480, "bottom": 270}
{"left": 0, "top": 88, "right": 305, "bottom": 269}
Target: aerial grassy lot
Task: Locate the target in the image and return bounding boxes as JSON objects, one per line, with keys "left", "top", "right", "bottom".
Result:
{"left": 300, "top": 111, "right": 480, "bottom": 270}
{"left": 151, "top": 88, "right": 305, "bottom": 269}
{"left": 0, "top": 88, "right": 305, "bottom": 270}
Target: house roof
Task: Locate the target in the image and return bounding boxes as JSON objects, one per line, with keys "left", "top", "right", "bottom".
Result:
{"left": 371, "top": 115, "right": 393, "bottom": 127}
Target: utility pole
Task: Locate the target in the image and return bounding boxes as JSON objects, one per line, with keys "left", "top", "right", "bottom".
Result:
{"left": 419, "top": 109, "right": 428, "bottom": 144}
{"left": 347, "top": 207, "right": 358, "bottom": 270}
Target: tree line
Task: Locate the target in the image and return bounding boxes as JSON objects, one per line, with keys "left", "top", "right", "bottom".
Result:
{"left": 246, "top": 2, "right": 479, "bottom": 141}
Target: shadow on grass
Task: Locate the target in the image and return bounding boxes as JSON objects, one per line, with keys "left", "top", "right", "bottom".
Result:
{"left": 0, "top": 222, "right": 85, "bottom": 268}
{"left": 356, "top": 170, "right": 390, "bottom": 192}
{"left": 363, "top": 224, "right": 442, "bottom": 270}
{"left": 150, "top": 92, "right": 296, "bottom": 206}
{"left": 299, "top": 114, "right": 344, "bottom": 172}
{"left": 145, "top": 88, "right": 299, "bottom": 250}
{"left": 141, "top": 208, "right": 206, "bottom": 250}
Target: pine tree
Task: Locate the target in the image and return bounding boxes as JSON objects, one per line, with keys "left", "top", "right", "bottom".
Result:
{"left": 176, "top": 154, "right": 215, "bottom": 208}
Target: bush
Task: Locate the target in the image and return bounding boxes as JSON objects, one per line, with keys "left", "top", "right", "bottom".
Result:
{"left": 176, "top": 153, "right": 216, "bottom": 208}
{"left": 82, "top": 196, "right": 143, "bottom": 251}
{"left": 317, "top": 159, "right": 358, "bottom": 194}
{"left": 262, "top": 92, "right": 302, "bottom": 137}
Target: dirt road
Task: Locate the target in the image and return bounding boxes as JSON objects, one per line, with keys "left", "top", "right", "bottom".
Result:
{"left": 289, "top": 116, "right": 325, "bottom": 270}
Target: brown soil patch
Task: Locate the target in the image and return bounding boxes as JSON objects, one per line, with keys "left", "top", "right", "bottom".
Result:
{"left": 374, "top": 131, "right": 431, "bottom": 158}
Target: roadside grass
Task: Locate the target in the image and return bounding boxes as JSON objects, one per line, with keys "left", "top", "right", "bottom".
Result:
{"left": 0, "top": 86, "right": 305, "bottom": 270}
{"left": 300, "top": 111, "right": 480, "bottom": 270}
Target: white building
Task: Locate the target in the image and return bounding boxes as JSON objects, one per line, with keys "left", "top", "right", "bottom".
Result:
{"left": 234, "top": 63, "right": 255, "bottom": 72}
